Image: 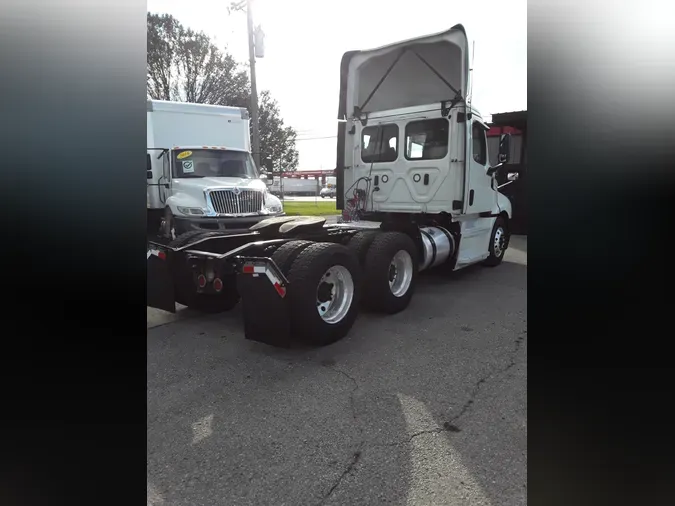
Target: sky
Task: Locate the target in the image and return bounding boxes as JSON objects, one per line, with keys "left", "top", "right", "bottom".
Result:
{"left": 147, "top": 0, "right": 527, "bottom": 170}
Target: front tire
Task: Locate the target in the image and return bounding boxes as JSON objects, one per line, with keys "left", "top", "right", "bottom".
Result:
{"left": 362, "top": 232, "right": 418, "bottom": 314}
{"left": 162, "top": 207, "right": 176, "bottom": 240}
{"left": 286, "top": 243, "right": 361, "bottom": 346}
{"left": 483, "top": 217, "right": 509, "bottom": 267}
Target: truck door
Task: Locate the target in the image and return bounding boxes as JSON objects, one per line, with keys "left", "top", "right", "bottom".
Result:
{"left": 464, "top": 119, "right": 496, "bottom": 214}
{"left": 147, "top": 154, "right": 157, "bottom": 208}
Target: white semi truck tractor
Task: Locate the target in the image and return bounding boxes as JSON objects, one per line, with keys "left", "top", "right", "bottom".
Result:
{"left": 147, "top": 24, "right": 517, "bottom": 345}
{"left": 147, "top": 100, "right": 284, "bottom": 238}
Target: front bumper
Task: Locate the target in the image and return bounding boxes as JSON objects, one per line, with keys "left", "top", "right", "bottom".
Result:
{"left": 175, "top": 213, "right": 286, "bottom": 233}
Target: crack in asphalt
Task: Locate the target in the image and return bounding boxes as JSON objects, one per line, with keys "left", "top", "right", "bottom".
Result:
{"left": 331, "top": 367, "right": 362, "bottom": 432}
{"left": 318, "top": 448, "right": 363, "bottom": 505}
{"left": 316, "top": 332, "right": 526, "bottom": 502}
{"left": 317, "top": 366, "right": 365, "bottom": 505}
{"left": 377, "top": 332, "right": 527, "bottom": 448}
{"left": 446, "top": 332, "right": 526, "bottom": 426}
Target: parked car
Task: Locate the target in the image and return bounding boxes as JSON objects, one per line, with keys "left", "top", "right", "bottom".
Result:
{"left": 320, "top": 186, "right": 336, "bottom": 198}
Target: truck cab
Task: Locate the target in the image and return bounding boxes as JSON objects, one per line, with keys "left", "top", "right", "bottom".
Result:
{"left": 343, "top": 104, "right": 511, "bottom": 217}
{"left": 147, "top": 100, "right": 283, "bottom": 238}
{"left": 337, "top": 24, "right": 512, "bottom": 267}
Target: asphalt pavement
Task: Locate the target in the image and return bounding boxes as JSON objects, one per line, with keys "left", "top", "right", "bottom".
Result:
{"left": 147, "top": 237, "right": 527, "bottom": 506}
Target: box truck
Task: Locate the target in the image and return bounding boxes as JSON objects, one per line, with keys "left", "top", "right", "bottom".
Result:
{"left": 147, "top": 100, "right": 283, "bottom": 238}
{"left": 270, "top": 177, "right": 320, "bottom": 196}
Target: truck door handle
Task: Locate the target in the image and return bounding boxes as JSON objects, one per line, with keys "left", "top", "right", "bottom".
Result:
{"left": 469, "top": 189, "right": 474, "bottom": 206}
{"left": 163, "top": 184, "right": 170, "bottom": 189}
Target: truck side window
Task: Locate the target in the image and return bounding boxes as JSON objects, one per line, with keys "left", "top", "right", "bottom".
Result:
{"left": 404, "top": 118, "right": 449, "bottom": 160}
{"left": 472, "top": 122, "right": 487, "bottom": 165}
{"left": 361, "top": 124, "right": 398, "bottom": 163}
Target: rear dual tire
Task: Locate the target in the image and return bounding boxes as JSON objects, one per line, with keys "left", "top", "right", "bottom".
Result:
{"left": 274, "top": 241, "right": 362, "bottom": 346}
{"left": 360, "top": 232, "right": 419, "bottom": 314}
{"left": 271, "top": 240, "right": 314, "bottom": 272}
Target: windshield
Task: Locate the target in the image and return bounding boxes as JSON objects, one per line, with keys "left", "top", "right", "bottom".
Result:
{"left": 171, "top": 149, "right": 258, "bottom": 179}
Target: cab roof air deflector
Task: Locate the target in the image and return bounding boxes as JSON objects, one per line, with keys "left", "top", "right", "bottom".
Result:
{"left": 340, "top": 24, "right": 470, "bottom": 122}
{"left": 354, "top": 48, "right": 464, "bottom": 121}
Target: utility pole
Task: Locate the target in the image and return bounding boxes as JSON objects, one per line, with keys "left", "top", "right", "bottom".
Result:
{"left": 246, "top": 0, "right": 261, "bottom": 168}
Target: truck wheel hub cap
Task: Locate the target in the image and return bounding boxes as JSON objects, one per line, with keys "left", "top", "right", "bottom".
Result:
{"left": 317, "top": 283, "right": 333, "bottom": 303}
{"left": 316, "top": 265, "right": 354, "bottom": 324}
{"left": 494, "top": 227, "right": 506, "bottom": 257}
{"left": 389, "top": 250, "right": 413, "bottom": 297}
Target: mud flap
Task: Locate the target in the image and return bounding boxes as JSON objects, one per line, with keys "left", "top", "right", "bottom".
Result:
{"left": 147, "top": 245, "right": 177, "bottom": 313}
{"left": 236, "top": 260, "right": 291, "bottom": 347}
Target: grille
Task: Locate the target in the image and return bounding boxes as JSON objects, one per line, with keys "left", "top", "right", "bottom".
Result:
{"left": 209, "top": 189, "right": 264, "bottom": 215}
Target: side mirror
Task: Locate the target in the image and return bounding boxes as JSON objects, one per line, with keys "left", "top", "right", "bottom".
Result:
{"left": 498, "top": 134, "right": 511, "bottom": 164}
{"left": 260, "top": 172, "right": 273, "bottom": 185}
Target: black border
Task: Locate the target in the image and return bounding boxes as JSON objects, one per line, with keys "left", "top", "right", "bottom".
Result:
{"left": 1, "top": 1, "right": 146, "bottom": 503}
{"left": 528, "top": 2, "right": 675, "bottom": 503}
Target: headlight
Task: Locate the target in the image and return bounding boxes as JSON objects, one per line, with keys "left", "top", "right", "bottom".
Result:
{"left": 263, "top": 192, "right": 283, "bottom": 214}
{"left": 177, "top": 206, "right": 206, "bottom": 215}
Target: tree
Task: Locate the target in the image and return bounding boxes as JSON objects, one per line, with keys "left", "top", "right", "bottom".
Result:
{"left": 147, "top": 12, "right": 299, "bottom": 171}
{"left": 259, "top": 91, "right": 299, "bottom": 173}
{"left": 147, "top": 13, "right": 250, "bottom": 107}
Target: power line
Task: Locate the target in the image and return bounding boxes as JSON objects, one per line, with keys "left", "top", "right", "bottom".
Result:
{"left": 295, "top": 135, "right": 338, "bottom": 141}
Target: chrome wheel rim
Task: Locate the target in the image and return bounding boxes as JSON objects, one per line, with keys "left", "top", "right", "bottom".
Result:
{"left": 316, "top": 265, "right": 354, "bottom": 324}
{"left": 388, "top": 250, "right": 413, "bottom": 297}
{"left": 493, "top": 227, "right": 506, "bottom": 257}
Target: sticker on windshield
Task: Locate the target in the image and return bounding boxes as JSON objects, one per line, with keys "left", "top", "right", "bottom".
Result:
{"left": 176, "top": 150, "right": 192, "bottom": 160}
{"left": 182, "top": 160, "right": 194, "bottom": 173}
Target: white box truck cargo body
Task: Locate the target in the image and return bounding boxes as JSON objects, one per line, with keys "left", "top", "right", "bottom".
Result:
{"left": 147, "top": 100, "right": 251, "bottom": 154}
{"left": 270, "top": 177, "right": 320, "bottom": 196}
{"left": 146, "top": 100, "right": 283, "bottom": 237}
